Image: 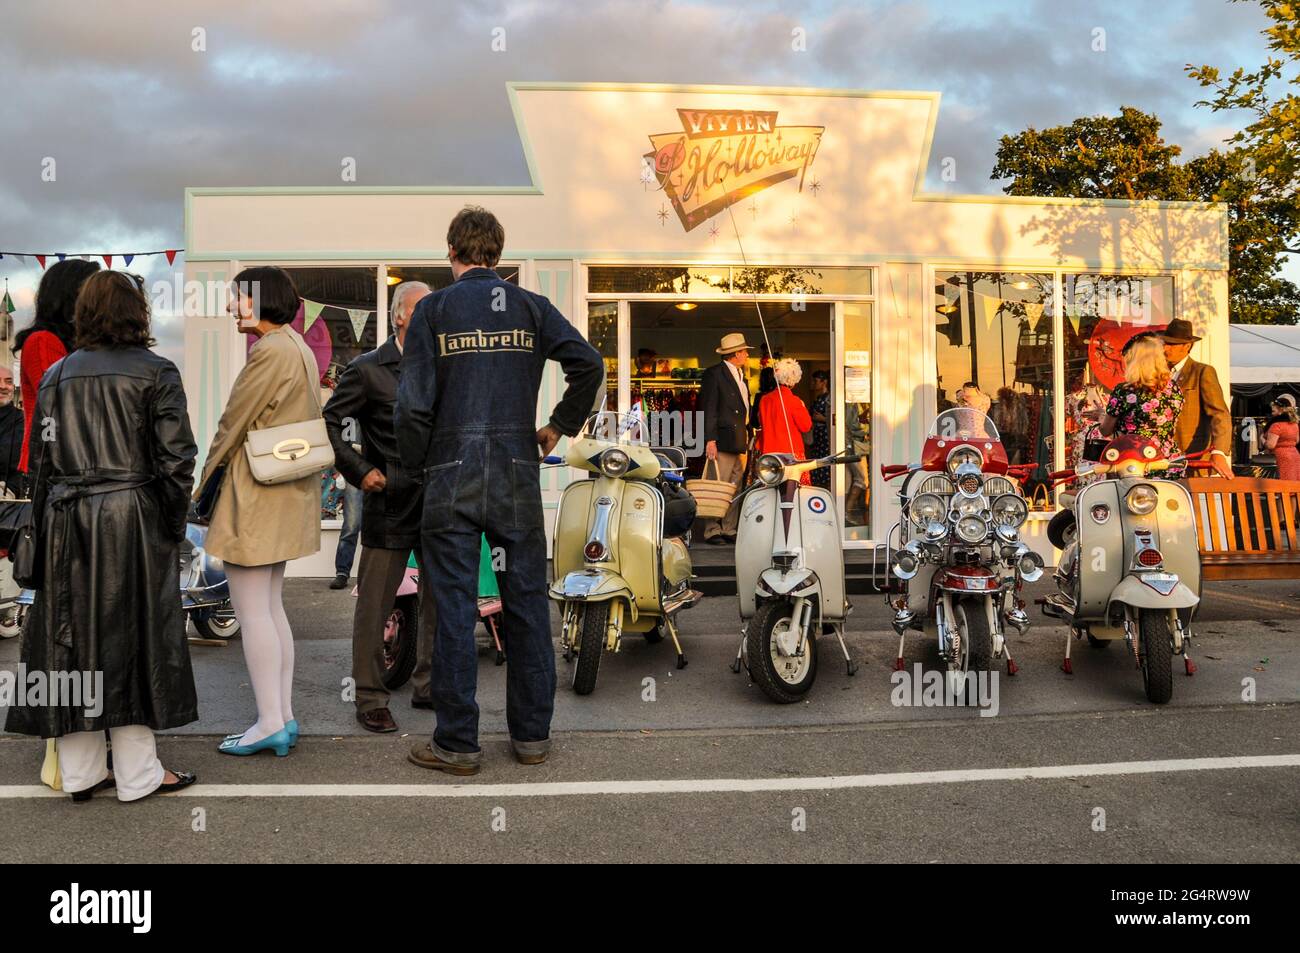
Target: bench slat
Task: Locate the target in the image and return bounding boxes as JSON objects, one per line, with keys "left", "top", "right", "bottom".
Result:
{"left": 1184, "top": 477, "right": 1300, "bottom": 578}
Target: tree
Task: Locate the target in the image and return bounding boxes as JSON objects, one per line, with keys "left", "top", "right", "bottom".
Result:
{"left": 1187, "top": 0, "right": 1300, "bottom": 324}
{"left": 992, "top": 105, "right": 1300, "bottom": 325}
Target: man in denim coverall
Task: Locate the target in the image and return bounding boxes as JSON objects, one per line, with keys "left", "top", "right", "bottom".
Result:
{"left": 396, "top": 206, "right": 603, "bottom": 775}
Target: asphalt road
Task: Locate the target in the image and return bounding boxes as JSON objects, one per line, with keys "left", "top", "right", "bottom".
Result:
{"left": 0, "top": 576, "right": 1296, "bottom": 863}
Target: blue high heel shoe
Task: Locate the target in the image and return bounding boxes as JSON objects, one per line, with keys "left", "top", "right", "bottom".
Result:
{"left": 218, "top": 727, "right": 292, "bottom": 757}
{"left": 224, "top": 720, "right": 299, "bottom": 748}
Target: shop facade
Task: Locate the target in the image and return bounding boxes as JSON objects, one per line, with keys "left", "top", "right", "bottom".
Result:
{"left": 183, "top": 82, "right": 1229, "bottom": 576}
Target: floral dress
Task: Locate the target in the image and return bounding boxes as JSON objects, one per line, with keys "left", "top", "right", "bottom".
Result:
{"left": 809, "top": 391, "right": 831, "bottom": 488}
{"left": 1105, "top": 380, "right": 1185, "bottom": 474}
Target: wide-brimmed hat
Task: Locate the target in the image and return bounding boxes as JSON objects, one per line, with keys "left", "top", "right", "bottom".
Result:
{"left": 715, "top": 332, "right": 752, "bottom": 354}
{"left": 1160, "top": 318, "right": 1202, "bottom": 344}
{"left": 1274, "top": 393, "right": 1296, "bottom": 409}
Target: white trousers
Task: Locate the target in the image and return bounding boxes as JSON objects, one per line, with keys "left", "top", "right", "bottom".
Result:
{"left": 59, "top": 725, "right": 165, "bottom": 802}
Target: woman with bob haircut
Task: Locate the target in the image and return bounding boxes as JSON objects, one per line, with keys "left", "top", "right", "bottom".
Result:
{"left": 4, "top": 270, "right": 200, "bottom": 802}
{"left": 197, "top": 265, "right": 324, "bottom": 757}
{"left": 1099, "top": 335, "right": 1186, "bottom": 474}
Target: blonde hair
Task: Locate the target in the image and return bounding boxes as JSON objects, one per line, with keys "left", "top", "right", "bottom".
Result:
{"left": 773, "top": 357, "right": 803, "bottom": 388}
{"left": 1123, "top": 336, "right": 1170, "bottom": 392}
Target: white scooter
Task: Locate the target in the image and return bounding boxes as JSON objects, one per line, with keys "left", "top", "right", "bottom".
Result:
{"left": 730, "top": 449, "right": 860, "bottom": 703}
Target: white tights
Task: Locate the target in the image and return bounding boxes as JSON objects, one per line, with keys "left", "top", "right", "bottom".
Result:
{"left": 225, "top": 561, "right": 294, "bottom": 746}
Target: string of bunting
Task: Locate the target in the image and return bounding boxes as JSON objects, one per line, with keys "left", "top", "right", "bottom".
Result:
{"left": 302, "top": 299, "right": 373, "bottom": 341}
{"left": 0, "top": 249, "right": 182, "bottom": 269}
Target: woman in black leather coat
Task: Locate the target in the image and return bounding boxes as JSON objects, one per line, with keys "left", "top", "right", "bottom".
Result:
{"left": 4, "top": 271, "right": 199, "bottom": 802}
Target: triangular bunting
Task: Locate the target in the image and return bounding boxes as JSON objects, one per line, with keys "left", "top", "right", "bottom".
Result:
{"left": 164, "top": 250, "right": 178, "bottom": 265}
{"left": 979, "top": 294, "right": 1002, "bottom": 330}
{"left": 347, "top": 308, "right": 370, "bottom": 341}
{"left": 56, "top": 254, "right": 66, "bottom": 262}
{"left": 303, "top": 300, "right": 325, "bottom": 333}
{"left": 123, "top": 254, "right": 134, "bottom": 267}
{"left": 35, "top": 255, "right": 46, "bottom": 269}
{"left": 102, "top": 255, "right": 113, "bottom": 268}
{"left": 1066, "top": 308, "right": 1082, "bottom": 336}
{"left": 1023, "top": 301, "right": 1044, "bottom": 332}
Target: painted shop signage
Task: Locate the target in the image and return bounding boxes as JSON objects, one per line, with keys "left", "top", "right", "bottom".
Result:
{"left": 645, "top": 108, "right": 824, "bottom": 231}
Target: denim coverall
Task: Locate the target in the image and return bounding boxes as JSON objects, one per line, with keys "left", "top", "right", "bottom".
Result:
{"left": 395, "top": 267, "right": 603, "bottom": 765}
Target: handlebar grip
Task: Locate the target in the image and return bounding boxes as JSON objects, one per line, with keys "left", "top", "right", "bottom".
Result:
{"left": 662, "top": 471, "right": 685, "bottom": 483}
{"left": 542, "top": 455, "right": 564, "bottom": 465}
{"left": 881, "top": 464, "right": 907, "bottom": 477}
{"left": 840, "top": 453, "right": 861, "bottom": 464}
{"left": 1047, "top": 469, "right": 1075, "bottom": 482}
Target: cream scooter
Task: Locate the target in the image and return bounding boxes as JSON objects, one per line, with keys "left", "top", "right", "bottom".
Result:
{"left": 731, "top": 449, "right": 860, "bottom": 703}
{"left": 546, "top": 412, "right": 702, "bottom": 696}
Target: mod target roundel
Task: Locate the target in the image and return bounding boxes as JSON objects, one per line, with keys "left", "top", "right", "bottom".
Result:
{"left": 807, "top": 496, "right": 828, "bottom": 514}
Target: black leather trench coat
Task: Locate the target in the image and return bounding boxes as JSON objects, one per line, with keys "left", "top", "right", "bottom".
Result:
{"left": 4, "top": 347, "right": 199, "bottom": 738}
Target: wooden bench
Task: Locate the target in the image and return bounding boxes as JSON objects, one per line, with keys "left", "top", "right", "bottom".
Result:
{"left": 1185, "top": 477, "right": 1300, "bottom": 580}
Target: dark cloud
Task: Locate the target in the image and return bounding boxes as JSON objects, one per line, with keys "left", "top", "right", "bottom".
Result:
{"left": 0, "top": 0, "right": 1285, "bottom": 369}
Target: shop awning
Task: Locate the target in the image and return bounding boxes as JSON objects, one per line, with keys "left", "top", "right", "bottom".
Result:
{"left": 1230, "top": 323, "right": 1300, "bottom": 384}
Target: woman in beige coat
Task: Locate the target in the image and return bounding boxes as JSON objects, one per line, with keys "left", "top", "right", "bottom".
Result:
{"left": 197, "top": 266, "right": 323, "bottom": 756}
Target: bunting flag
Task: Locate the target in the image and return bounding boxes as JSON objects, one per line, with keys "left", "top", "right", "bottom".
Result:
{"left": 303, "top": 300, "right": 325, "bottom": 333}
{"left": 347, "top": 308, "right": 370, "bottom": 341}
{"left": 0, "top": 248, "right": 180, "bottom": 270}
{"left": 2, "top": 289, "right": 14, "bottom": 316}
{"left": 978, "top": 294, "right": 1002, "bottom": 330}
{"left": 1023, "top": 301, "right": 1045, "bottom": 332}
{"left": 1066, "top": 308, "right": 1082, "bottom": 336}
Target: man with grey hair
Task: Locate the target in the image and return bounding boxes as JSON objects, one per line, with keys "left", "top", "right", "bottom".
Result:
{"left": 324, "top": 280, "right": 435, "bottom": 731}
{"left": 0, "top": 365, "right": 22, "bottom": 494}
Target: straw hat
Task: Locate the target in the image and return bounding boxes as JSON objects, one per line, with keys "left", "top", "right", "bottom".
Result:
{"left": 715, "top": 332, "right": 752, "bottom": 354}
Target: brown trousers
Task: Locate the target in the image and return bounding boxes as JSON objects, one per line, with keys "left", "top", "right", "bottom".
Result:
{"left": 352, "top": 545, "right": 435, "bottom": 712}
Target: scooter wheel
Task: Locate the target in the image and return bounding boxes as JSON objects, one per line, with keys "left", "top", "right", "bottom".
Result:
{"left": 745, "top": 601, "right": 817, "bottom": 704}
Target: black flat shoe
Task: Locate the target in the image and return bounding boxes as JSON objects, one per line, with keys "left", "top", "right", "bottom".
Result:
{"left": 70, "top": 775, "right": 115, "bottom": 803}
{"left": 157, "top": 770, "right": 197, "bottom": 793}
{"left": 328, "top": 574, "right": 349, "bottom": 590}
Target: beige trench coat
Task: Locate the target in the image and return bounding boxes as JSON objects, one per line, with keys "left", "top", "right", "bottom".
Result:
{"left": 198, "top": 325, "right": 324, "bottom": 566}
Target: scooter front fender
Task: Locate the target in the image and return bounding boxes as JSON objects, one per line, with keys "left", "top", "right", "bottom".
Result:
{"left": 757, "top": 566, "right": 818, "bottom": 597}
{"left": 549, "top": 570, "right": 639, "bottom": 621}
{"left": 1107, "top": 574, "right": 1199, "bottom": 612}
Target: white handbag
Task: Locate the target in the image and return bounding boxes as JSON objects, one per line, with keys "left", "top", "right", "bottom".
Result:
{"left": 243, "top": 333, "right": 335, "bottom": 486}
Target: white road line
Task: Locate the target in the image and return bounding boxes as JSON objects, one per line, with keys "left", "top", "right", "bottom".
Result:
{"left": 1, "top": 754, "right": 1297, "bottom": 799}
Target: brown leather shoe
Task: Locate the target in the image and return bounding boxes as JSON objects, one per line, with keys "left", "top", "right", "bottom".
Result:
{"left": 357, "top": 708, "right": 398, "bottom": 733}
{"left": 515, "top": 750, "right": 548, "bottom": 765}
{"left": 407, "top": 742, "right": 480, "bottom": 776}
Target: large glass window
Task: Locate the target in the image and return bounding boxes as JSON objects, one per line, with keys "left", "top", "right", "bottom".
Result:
{"left": 934, "top": 271, "right": 1054, "bottom": 503}
{"left": 588, "top": 266, "right": 871, "bottom": 296}
{"left": 841, "top": 302, "right": 872, "bottom": 541}
{"left": 1062, "top": 274, "right": 1174, "bottom": 469}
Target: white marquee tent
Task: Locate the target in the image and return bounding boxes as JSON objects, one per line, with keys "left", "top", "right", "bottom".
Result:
{"left": 1230, "top": 323, "right": 1300, "bottom": 385}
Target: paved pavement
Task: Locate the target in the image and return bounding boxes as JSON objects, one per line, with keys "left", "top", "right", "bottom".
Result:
{"left": 0, "top": 576, "right": 1296, "bottom": 863}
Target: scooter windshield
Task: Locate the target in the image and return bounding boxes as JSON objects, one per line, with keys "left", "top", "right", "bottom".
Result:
{"left": 581, "top": 411, "right": 653, "bottom": 447}
{"left": 928, "top": 407, "right": 999, "bottom": 442}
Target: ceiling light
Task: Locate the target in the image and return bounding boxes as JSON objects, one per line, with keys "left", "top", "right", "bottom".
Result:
{"left": 675, "top": 302, "right": 698, "bottom": 311}
{"left": 386, "top": 275, "right": 402, "bottom": 285}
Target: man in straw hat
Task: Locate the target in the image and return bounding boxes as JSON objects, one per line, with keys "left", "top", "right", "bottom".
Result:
{"left": 699, "top": 332, "right": 753, "bottom": 543}
{"left": 1161, "top": 318, "right": 1233, "bottom": 479}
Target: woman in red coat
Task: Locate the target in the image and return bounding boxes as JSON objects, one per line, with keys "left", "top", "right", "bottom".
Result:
{"left": 757, "top": 358, "right": 813, "bottom": 482}
{"left": 13, "top": 259, "right": 100, "bottom": 475}
{"left": 1265, "top": 394, "right": 1300, "bottom": 481}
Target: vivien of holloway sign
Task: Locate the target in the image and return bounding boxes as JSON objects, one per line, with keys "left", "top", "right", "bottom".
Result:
{"left": 645, "top": 108, "right": 824, "bottom": 231}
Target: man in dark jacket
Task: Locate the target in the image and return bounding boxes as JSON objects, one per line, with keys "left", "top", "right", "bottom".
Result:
{"left": 324, "top": 280, "right": 433, "bottom": 733}
{"left": 699, "top": 333, "right": 753, "bottom": 542}
{"left": 0, "top": 366, "right": 22, "bottom": 494}
{"left": 397, "top": 206, "right": 603, "bottom": 775}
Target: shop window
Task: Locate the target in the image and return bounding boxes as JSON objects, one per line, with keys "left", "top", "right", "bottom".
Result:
{"left": 587, "top": 302, "right": 618, "bottom": 414}
{"left": 588, "top": 266, "right": 871, "bottom": 296}
{"left": 1062, "top": 274, "right": 1174, "bottom": 470}
{"left": 386, "top": 264, "right": 519, "bottom": 293}
{"left": 934, "top": 271, "right": 1054, "bottom": 504}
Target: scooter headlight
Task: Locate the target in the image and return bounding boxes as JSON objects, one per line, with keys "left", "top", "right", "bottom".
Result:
{"left": 951, "top": 494, "right": 988, "bottom": 518}
{"left": 956, "top": 515, "right": 988, "bottom": 543}
{"left": 910, "top": 492, "right": 946, "bottom": 527}
{"left": 1014, "top": 545, "right": 1045, "bottom": 582}
{"left": 1126, "top": 484, "right": 1158, "bottom": 515}
{"left": 756, "top": 454, "right": 785, "bottom": 486}
{"left": 991, "top": 493, "right": 1028, "bottom": 528}
{"left": 946, "top": 446, "right": 984, "bottom": 475}
{"left": 599, "top": 448, "right": 631, "bottom": 478}
{"left": 891, "top": 542, "right": 923, "bottom": 580}
{"left": 924, "top": 520, "right": 949, "bottom": 541}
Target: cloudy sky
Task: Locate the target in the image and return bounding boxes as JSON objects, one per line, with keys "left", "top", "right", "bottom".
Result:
{"left": 0, "top": 0, "right": 1288, "bottom": 367}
